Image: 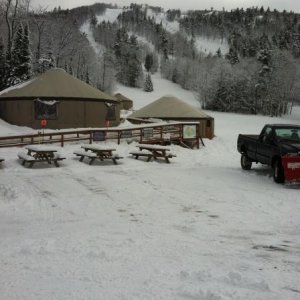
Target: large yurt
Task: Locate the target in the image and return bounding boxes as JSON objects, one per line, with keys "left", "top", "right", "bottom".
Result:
{"left": 0, "top": 69, "right": 120, "bottom": 129}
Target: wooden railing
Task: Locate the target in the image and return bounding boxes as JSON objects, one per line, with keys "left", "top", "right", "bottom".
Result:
{"left": 0, "top": 122, "right": 203, "bottom": 149}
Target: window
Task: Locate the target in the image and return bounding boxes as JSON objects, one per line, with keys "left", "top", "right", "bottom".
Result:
{"left": 275, "top": 128, "right": 300, "bottom": 140}
{"left": 261, "top": 126, "right": 273, "bottom": 142}
{"left": 105, "top": 103, "right": 116, "bottom": 121}
{"left": 34, "top": 99, "right": 58, "bottom": 120}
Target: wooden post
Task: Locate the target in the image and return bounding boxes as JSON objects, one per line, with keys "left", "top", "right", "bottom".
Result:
{"left": 89, "top": 131, "right": 93, "bottom": 144}
{"left": 160, "top": 127, "right": 163, "bottom": 144}
{"left": 61, "top": 134, "right": 64, "bottom": 147}
{"left": 140, "top": 129, "right": 143, "bottom": 143}
{"left": 117, "top": 131, "right": 121, "bottom": 145}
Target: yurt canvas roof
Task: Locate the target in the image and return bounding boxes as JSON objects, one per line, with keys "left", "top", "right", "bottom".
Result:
{"left": 128, "top": 96, "right": 212, "bottom": 119}
{"left": 0, "top": 69, "right": 118, "bottom": 103}
{"left": 114, "top": 93, "right": 133, "bottom": 102}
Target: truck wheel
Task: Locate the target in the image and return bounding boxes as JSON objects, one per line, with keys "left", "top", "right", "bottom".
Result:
{"left": 273, "top": 159, "right": 285, "bottom": 184}
{"left": 241, "top": 153, "right": 252, "bottom": 170}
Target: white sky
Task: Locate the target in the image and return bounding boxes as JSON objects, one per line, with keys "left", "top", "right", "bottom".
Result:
{"left": 31, "top": 0, "right": 299, "bottom": 13}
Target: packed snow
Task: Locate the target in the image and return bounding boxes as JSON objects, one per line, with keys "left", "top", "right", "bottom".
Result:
{"left": 0, "top": 76, "right": 300, "bottom": 300}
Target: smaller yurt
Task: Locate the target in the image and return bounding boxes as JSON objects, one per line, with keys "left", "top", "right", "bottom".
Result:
{"left": 114, "top": 93, "right": 133, "bottom": 110}
{"left": 127, "top": 96, "right": 214, "bottom": 139}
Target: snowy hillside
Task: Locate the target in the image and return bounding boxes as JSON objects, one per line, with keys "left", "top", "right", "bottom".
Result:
{"left": 96, "top": 8, "right": 123, "bottom": 24}
{"left": 146, "top": 8, "right": 180, "bottom": 34}
{"left": 195, "top": 36, "right": 229, "bottom": 55}
{"left": 116, "top": 72, "right": 200, "bottom": 110}
{"left": 1, "top": 75, "right": 300, "bottom": 300}
{"left": 86, "top": 7, "right": 227, "bottom": 57}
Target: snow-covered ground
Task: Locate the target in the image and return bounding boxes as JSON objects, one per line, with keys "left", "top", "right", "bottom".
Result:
{"left": 195, "top": 36, "right": 229, "bottom": 56}
{"left": 1, "top": 78, "right": 300, "bottom": 300}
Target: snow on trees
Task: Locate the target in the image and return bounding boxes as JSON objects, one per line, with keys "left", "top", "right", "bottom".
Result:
{"left": 144, "top": 73, "right": 153, "bottom": 92}
{"left": 113, "top": 29, "right": 143, "bottom": 88}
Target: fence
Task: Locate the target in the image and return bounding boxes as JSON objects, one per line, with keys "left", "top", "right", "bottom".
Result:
{"left": 0, "top": 121, "right": 203, "bottom": 149}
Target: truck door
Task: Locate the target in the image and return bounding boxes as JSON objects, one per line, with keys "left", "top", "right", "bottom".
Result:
{"left": 256, "top": 126, "right": 276, "bottom": 164}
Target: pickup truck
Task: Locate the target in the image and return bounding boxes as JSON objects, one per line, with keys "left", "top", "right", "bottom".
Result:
{"left": 237, "top": 124, "right": 300, "bottom": 183}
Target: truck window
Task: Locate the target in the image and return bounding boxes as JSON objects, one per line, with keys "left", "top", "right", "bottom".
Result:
{"left": 261, "top": 126, "right": 272, "bottom": 142}
{"left": 275, "top": 128, "right": 300, "bottom": 140}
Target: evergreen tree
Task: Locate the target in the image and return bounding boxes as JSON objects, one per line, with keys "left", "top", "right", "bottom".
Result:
{"left": 144, "top": 53, "right": 153, "bottom": 72}
{"left": 20, "top": 24, "right": 32, "bottom": 81}
{"left": 144, "top": 73, "right": 153, "bottom": 92}
{"left": 90, "top": 13, "right": 98, "bottom": 27}
{"left": 8, "top": 23, "right": 32, "bottom": 85}
{"left": 9, "top": 24, "right": 24, "bottom": 85}
{"left": 113, "top": 31, "right": 143, "bottom": 87}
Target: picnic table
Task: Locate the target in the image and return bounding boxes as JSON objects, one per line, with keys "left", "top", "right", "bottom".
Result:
{"left": 74, "top": 144, "right": 123, "bottom": 165}
{"left": 130, "top": 143, "right": 176, "bottom": 163}
{"left": 18, "top": 145, "right": 65, "bottom": 168}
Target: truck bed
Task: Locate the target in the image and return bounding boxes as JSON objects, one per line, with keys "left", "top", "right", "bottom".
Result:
{"left": 238, "top": 134, "right": 259, "bottom": 141}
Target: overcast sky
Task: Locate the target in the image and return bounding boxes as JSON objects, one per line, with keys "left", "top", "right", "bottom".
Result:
{"left": 31, "top": 0, "right": 300, "bottom": 13}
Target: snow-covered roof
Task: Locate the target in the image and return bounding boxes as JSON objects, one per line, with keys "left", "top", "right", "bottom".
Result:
{"left": 0, "top": 69, "right": 118, "bottom": 103}
{"left": 128, "top": 96, "right": 213, "bottom": 119}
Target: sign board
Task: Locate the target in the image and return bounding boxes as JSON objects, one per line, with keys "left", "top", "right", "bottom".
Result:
{"left": 164, "top": 125, "right": 176, "bottom": 132}
{"left": 183, "top": 125, "right": 197, "bottom": 139}
{"left": 121, "top": 130, "right": 132, "bottom": 138}
{"left": 93, "top": 131, "right": 106, "bottom": 141}
{"left": 143, "top": 128, "right": 153, "bottom": 139}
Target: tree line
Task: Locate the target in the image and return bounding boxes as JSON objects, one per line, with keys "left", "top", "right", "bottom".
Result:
{"left": 0, "top": 1, "right": 299, "bottom": 116}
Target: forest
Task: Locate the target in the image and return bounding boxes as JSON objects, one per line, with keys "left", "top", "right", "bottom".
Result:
{"left": 0, "top": 0, "right": 300, "bottom": 116}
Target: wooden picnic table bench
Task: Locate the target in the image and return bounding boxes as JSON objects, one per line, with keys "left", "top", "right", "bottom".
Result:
{"left": 18, "top": 145, "right": 65, "bottom": 168}
{"left": 74, "top": 144, "right": 123, "bottom": 165}
{"left": 129, "top": 150, "right": 154, "bottom": 162}
{"left": 131, "top": 143, "right": 176, "bottom": 163}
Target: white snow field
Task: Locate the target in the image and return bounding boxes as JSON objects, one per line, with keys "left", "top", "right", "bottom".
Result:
{"left": 0, "top": 82, "right": 300, "bottom": 300}
{"left": 194, "top": 36, "right": 229, "bottom": 56}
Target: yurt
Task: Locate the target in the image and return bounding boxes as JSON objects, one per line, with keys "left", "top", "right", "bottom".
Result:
{"left": 0, "top": 69, "right": 120, "bottom": 129}
{"left": 127, "top": 96, "right": 214, "bottom": 139}
{"left": 114, "top": 93, "right": 133, "bottom": 110}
